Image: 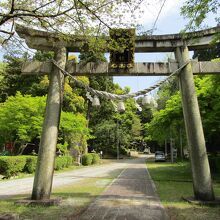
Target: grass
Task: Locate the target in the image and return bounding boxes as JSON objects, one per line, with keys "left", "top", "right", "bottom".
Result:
{"left": 147, "top": 160, "right": 220, "bottom": 220}
{"left": 0, "top": 167, "right": 123, "bottom": 219}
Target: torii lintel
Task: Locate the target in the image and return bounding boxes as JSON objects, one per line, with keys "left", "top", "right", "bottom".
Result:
{"left": 15, "top": 24, "right": 220, "bottom": 52}
{"left": 21, "top": 61, "right": 220, "bottom": 76}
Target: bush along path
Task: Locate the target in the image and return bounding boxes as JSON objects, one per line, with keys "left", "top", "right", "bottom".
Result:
{"left": 0, "top": 153, "right": 101, "bottom": 179}
{"left": 0, "top": 155, "right": 73, "bottom": 178}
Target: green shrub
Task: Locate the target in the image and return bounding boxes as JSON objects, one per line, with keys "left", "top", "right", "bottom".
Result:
{"left": 55, "top": 157, "right": 66, "bottom": 170}
{"left": 82, "top": 154, "right": 93, "bottom": 166}
{"left": 209, "top": 156, "right": 220, "bottom": 173}
{"left": 24, "top": 156, "right": 38, "bottom": 173}
{"left": 0, "top": 155, "right": 73, "bottom": 176}
{"left": 105, "top": 147, "right": 128, "bottom": 157}
{"left": 91, "top": 153, "right": 100, "bottom": 164}
{"left": 54, "top": 156, "right": 73, "bottom": 170}
{"left": 66, "top": 156, "right": 73, "bottom": 167}
{"left": 0, "top": 156, "right": 26, "bottom": 177}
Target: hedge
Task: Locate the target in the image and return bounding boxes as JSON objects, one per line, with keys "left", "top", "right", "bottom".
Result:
{"left": 104, "top": 147, "right": 128, "bottom": 157}
{"left": 54, "top": 156, "right": 73, "bottom": 170}
{"left": 0, "top": 155, "right": 73, "bottom": 177}
{"left": 0, "top": 156, "right": 27, "bottom": 178}
{"left": 91, "top": 153, "right": 100, "bottom": 164}
{"left": 82, "top": 153, "right": 93, "bottom": 166}
{"left": 82, "top": 153, "right": 100, "bottom": 166}
{"left": 24, "top": 156, "right": 38, "bottom": 173}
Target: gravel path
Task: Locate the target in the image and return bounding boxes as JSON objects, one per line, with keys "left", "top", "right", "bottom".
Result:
{"left": 0, "top": 159, "right": 128, "bottom": 199}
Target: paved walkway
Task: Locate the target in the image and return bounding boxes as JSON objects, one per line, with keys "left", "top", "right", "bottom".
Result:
{"left": 77, "top": 156, "right": 168, "bottom": 220}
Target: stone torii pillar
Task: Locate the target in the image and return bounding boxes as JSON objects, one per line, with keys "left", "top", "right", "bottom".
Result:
{"left": 32, "top": 47, "right": 66, "bottom": 200}
{"left": 175, "top": 45, "right": 214, "bottom": 201}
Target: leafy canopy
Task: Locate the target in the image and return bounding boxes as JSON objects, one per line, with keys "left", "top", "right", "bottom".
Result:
{"left": 0, "top": 0, "right": 146, "bottom": 45}
{"left": 181, "top": 0, "right": 220, "bottom": 30}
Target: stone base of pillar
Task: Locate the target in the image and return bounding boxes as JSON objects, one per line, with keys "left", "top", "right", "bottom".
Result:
{"left": 182, "top": 196, "right": 220, "bottom": 206}
{"left": 15, "top": 197, "right": 62, "bottom": 206}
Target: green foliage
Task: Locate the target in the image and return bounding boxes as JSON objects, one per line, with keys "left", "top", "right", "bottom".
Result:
{"left": 131, "top": 116, "right": 142, "bottom": 140}
{"left": 0, "top": 93, "right": 45, "bottom": 151}
{"left": 87, "top": 73, "right": 143, "bottom": 154}
{"left": 79, "top": 39, "right": 107, "bottom": 65}
{"left": 0, "top": 54, "right": 46, "bottom": 101}
{"left": 0, "top": 155, "right": 73, "bottom": 176}
{"left": 0, "top": 0, "right": 144, "bottom": 47}
{"left": 24, "top": 156, "right": 38, "bottom": 173}
{"left": 33, "top": 51, "right": 54, "bottom": 61}
{"left": 54, "top": 156, "right": 73, "bottom": 170}
{"left": 181, "top": 0, "right": 220, "bottom": 30}
{"left": 60, "top": 112, "right": 90, "bottom": 154}
{"left": 57, "top": 142, "right": 68, "bottom": 155}
{"left": 0, "top": 90, "right": 89, "bottom": 155}
{"left": 0, "top": 62, "right": 7, "bottom": 81}
{"left": 208, "top": 155, "right": 220, "bottom": 173}
{"left": 91, "top": 153, "right": 100, "bottom": 164}
{"left": 194, "top": 74, "right": 220, "bottom": 151}
{"left": 82, "top": 154, "right": 93, "bottom": 166}
{"left": 193, "top": 44, "right": 220, "bottom": 61}
{"left": 106, "top": 147, "right": 128, "bottom": 157}
{"left": 146, "top": 59, "right": 220, "bottom": 153}
{"left": 0, "top": 156, "right": 26, "bottom": 177}
{"left": 146, "top": 92, "right": 184, "bottom": 143}
{"left": 63, "top": 80, "right": 86, "bottom": 113}
{"left": 157, "top": 78, "right": 179, "bottom": 110}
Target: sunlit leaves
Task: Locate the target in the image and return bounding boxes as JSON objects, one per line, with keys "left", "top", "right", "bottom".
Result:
{"left": 0, "top": 92, "right": 45, "bottom": 145}
{"left": 0, "top": 0, "right": 146, "bottom": 45}
{"left": 181, "top": 0, "right": 220, "bottom": 30}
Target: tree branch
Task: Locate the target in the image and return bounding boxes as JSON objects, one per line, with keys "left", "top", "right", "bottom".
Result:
{"left": 77, "top": 0, "right": 111, "bottom": 29}
{"left": 33, "top": 0, "right": 56, "bottom": 13}
{"left": 0, "top": 29, "right": 14, "bottom": 35}
{"left": 74, "top": 0, "right": 85, "bottom": 34}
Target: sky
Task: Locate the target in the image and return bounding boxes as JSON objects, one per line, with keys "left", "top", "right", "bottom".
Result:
{"left": 0, "top": 0, "right": 218, "bottom": 93}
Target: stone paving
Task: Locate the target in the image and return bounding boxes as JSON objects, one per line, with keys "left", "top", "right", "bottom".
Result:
{"left": 77, "top": 156, "right": 169, "bottom": 220}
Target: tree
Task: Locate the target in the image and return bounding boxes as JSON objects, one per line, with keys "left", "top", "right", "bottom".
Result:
{"left": 0, "top": 0, "right": 145, "bottom": 45}
{"left": 145, "top": 59, "right": 220, "bottom": 154}
{"left": 60, "top": 112, "right": 90, "bottom": 154}
{"left": 0, "top": 52, "right": 48, "bottom": 102}
{"left": 156, "top": 78, "right": 179, "bottom": 109}
{"left": 181, "top": 0, "right": 220, "bottom": 30}
{"left": 145, "top": 92, "right": 184, "bottom": 145}
{"left": 0, "top": 92, "right": 45, "bottom": 153}
{"left": 194, "top": 70, "right": 220, "bottom": 152}
{"left": 91, "top": 119, "right": 117, "bottom": 155}
{"left": 0, "top": 92, "right": 90, "bottom": 154}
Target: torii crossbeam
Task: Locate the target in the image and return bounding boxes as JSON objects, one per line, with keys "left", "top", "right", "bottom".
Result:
{"left": 16, "top": 24, "right": 220, "bottom": 202}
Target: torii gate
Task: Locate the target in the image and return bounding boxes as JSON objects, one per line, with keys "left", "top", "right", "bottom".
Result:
{"left": 15, "top": 24, "right": 220, "bottom": 202}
